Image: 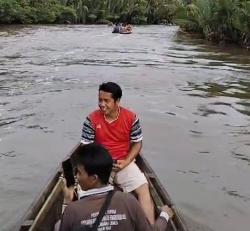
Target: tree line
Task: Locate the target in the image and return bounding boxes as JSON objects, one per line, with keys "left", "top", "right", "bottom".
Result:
{"left": 0, "top": 0, "right": 179, "bottom": 24}
{"left": 175, "top": 0, "right": 250, "bottom": 48}
{"left": 0, "top": 0, "right": 249, "bottom": 47}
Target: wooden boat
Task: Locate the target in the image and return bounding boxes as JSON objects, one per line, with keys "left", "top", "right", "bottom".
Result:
{"left": 119, "top": 31, "right": 132, "bottom": 34}
{"left": 16, "top": 144, "right": 188, "bottom": 231}
{"left": 112, "top": 30, "right": 132, "bottom": 34}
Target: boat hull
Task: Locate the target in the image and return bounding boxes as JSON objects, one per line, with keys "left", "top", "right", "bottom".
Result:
{"left": 17, "top": 144, "right": 187, "bottom": 231}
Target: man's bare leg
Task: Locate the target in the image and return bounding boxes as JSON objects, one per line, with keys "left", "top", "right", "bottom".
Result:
{"left": 134, "top": 183, "right": 155, "bottom": 224}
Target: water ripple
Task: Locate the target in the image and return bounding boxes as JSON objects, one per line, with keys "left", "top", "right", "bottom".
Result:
{"left": 0, "top": 151, "right": 16, "bottom": 158}
{"left": 222, "top": 187, "right": 250, "bottom": 201}
{"left": 18, "top": 124, "right": 54, "bottom": 133}
{"left": 232, "top": 147, "right": 250, "bottom": 165}
{"left": 0, "top": 113, "right": 35, "bottom": 127}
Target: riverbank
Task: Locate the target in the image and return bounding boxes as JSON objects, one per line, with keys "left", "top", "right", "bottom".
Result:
{"left": 175, "top": 0, "right": 250, "bottom": 49}
{"left": 1, "top": 0, "right": 249, "bottom": 49}
{"left": 0, "top": 0, "right": 178, "bottom": 24}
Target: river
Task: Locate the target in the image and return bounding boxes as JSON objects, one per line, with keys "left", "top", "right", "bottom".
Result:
{"left": 0, "top": 25, "right": 249, "bottom": 231}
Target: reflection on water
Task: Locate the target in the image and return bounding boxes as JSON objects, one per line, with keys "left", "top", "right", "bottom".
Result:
{"left": 0, "top": 151, "right": 16, "bottom": 158}
{"left": 0, "top": 25, "right": 250, "bottom": 231}
{"left": 185, "top": 81, "right": 250, "bottom": 99}
{"left": 0, "top": 113, "right": 35, "bottom": 127}
{"left": 182, "top": 80, "right": 250, "bottom": 117}
{"left": 232, "top": 145, "right": 250, "bottom": 165}
{"left": 222, "top": 187, "right": 250, "bottom": 202}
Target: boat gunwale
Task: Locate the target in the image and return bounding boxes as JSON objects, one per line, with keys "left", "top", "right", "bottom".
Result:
{"left": 136, "top": 154, "right": 188, "bottom": 231}
{"left": 17, "top": 144, "right": 188, "bottom": 231}
{"left": 16, "top": 145, "right": 79, "bottom": 231}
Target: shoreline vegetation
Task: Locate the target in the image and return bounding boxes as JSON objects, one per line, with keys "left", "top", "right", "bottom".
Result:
{"left": 0, "top": 0, "right": 249, "bottom": 48}
{"left": 0, "top": 0, "right": 179, "bottom": 25}
{"left": 175, "top": 0, "right": 250, "bottom": 49}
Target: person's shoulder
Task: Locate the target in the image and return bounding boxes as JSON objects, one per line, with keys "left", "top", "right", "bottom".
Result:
{"left": 114, "top": 190, "right": 138, "bottom": 203}
{"left": 89, "top": 109, "right": 102, "bottom": 119}
{"left": 64, "top": 200, "right": 82, "bottom": 214}
{"left": 120, "top": 107, "right": 136, "bottom": 118}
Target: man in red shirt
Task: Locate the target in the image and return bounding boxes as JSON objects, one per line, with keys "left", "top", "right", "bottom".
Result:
{"left": 81, "top": 82, "right": 155, "bottom": 224}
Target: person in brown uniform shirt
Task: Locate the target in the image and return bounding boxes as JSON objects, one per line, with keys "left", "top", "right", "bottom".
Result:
{"left": 59, "top": 143, "right": 173, "bottom": 231}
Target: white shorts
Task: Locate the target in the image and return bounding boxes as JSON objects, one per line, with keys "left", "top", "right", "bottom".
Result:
{"left": 111, "top": 161, "right": 148, "bottom": 192}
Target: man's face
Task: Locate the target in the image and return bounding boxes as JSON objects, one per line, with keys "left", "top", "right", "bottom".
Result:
{"left": 98, "top": 90, "right": 119, "bottom": 116}
{"left": 76, "top": 165, "right": 95, "bottom": 191}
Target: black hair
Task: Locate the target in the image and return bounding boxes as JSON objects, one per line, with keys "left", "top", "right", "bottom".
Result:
{"left": 99, "top": 82, "right": 122, "bottom": 102}
{"left": 74, "top": 143, "right": 113, "bottom": 184}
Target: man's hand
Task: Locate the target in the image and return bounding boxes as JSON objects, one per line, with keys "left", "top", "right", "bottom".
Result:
{"left": 161, "top": 205, "right": 174, "bottom": 219}
{"left": 112, "top": 159, "right": 130, "bottom": 172}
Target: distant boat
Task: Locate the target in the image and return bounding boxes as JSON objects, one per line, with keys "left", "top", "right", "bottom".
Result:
{"left": 16, "top": 143, "right": 188, "bottom": 231}
{"left": 112, "top": 25, "right": 133, "bottom": 34}
{"left": 119, "top": 31, "right": 132, "bottom": 34}
{"left": 119, "top": 26, "right": 132, "bottom": 34}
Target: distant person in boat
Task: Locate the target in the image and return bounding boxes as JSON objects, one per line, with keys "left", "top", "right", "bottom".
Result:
{"left": 59, "top": 143, "right": 174, "bottom": 231}
{"left": 112, "top": 23, "right": 121, "bottom": 33}
{"left": 81, "top": 82, "right": 155, "bottom": 224}
{"left": 125, "top": 24, "right": 132, "bottom": 33}
{"left": 119, "top": 23, "right": 132, "bottom": 33}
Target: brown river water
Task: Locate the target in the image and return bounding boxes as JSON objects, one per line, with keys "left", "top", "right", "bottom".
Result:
{"left": 0, "top": 25, "right": 249, "bottom": 231}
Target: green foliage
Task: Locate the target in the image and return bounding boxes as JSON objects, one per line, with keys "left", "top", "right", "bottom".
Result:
{"left": 175, "top": 0, "right": 250, "bottom": 47}
{"left": 0, "top": 0, "right": 21, "bottom": 23}
{"left": 87, "top": 13, "right": 97, "bottom": 23}
{"left": 0, "top": 0, "right": 180, "bottom": 24}
{"left": 55, "top": 5, "right": 77, "bottom": 23}
{"left": 18, "top": 6, "right": 39, "bottom": 24}
{"left": 1, "top": 0, "right": 248, "bottom": 48}
{"left": 0, "top": 0, "right": 77, "bottom": 24}
{"left": 146, "top": 0, "right": 180, "bottom": 24}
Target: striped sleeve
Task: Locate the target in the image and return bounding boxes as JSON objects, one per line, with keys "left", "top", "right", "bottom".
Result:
{"left": 81, "top": 117, "right": 95, "bottom": 144}
{"left": 130, "top": 116, "right": 143, "bottom": 142}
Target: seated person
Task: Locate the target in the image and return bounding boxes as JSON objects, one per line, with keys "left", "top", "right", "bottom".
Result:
{"left": 59, "top": 143, "right": 174, "bottom": 231}
{"left": 112, "top": 23, "right": 121, "bottom": 33}
{"left": 119, "top": 23, "right": 132, "bottom": 33}
{"left": 125, "top": 24, "right": 132, "bottom": 32}
{"left": 81, "top": 82, "right": 154, "bottom": 224}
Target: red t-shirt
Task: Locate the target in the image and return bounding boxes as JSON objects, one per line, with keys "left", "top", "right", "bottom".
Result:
{"left": 89, "top": 107, "right": 136, "bottom": 160}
